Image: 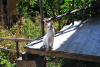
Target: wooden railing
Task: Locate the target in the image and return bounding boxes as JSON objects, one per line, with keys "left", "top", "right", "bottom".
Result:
{"left": 0, "top": 37, "right": 33, "bottom": 58}
{"left": 43, "top": 6, "right": 93, "bottom": 23}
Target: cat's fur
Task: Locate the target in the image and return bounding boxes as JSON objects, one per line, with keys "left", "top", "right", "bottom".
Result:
{"left": 42, "top": 21, "right": 55, "bottom": 50}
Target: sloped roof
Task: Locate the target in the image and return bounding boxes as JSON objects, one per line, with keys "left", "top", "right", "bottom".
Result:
{"left": 25, "top": 16, "right": 100, "bottom": 62}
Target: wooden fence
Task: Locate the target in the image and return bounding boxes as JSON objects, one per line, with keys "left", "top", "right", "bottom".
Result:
{"left": 0, "top": 37, "right": 33, "bottom": 58}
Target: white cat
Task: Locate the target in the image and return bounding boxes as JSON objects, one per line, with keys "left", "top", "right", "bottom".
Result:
{"left": 42, "top": 21, "right": 55, "bottom": 50}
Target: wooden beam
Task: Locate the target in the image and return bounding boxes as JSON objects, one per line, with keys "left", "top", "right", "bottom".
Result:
{"left": 25, "top": 48, "right": 100, "bottom": 63}
{"left": 0, "top": 37, "right": 33, "bottom": 42}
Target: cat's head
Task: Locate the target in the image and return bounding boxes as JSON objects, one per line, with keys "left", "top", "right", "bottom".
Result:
{"left": 45, "top": 21, "right": 54, "bottom": 30}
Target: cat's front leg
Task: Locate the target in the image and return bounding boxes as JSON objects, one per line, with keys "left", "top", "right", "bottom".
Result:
{"left": 49, "top": 38, "right": 54, "bottom": 50}
{"left": 46, "top": 41, "right": 50, "bottom": 50}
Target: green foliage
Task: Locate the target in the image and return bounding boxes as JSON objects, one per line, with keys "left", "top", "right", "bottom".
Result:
{"left": 46, "top": 57, "right": 63, "bottom": 67}
{"left": 1, "top": 59, "right": 16, "bottom": 67}
{"left": 43, "top": 0, "right": 58, "bottom": 17}
{"left": 0, "top": 46, "right": 16, "bottom": 67}
{"left": 60, "top": 0, "right": 72, "bottom": 13}
{"left": 17, "top": 0, "right": 93, "bottom": 20}
{"left": 23, "top": 18, "right": 41, "bottom": 39}
{"left": 17, "top": 0, "right": 39, "bottom": 17}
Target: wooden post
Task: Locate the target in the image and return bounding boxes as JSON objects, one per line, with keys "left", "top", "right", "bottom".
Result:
{"left": 15, "top": 41, "right": 20, "bottom": 58}
{"left": 0, "top": 0, "right": 4, "bottom": 27}
{"left": 17, "top": 53, "right": 46, "bottom": 67}
{"left": 39, "top": 0, "right": 44, "bottom": 36}
{"left": 96, "top": 0, "right": 100, "bottom": 15}
{"left": 0, "top": 0, "right": 3, "bottom": 14}
{"left": 72, "top": 0, "right": 74, "bottom": 25}
{"left": 83, "top": 0, "right": 86, "bottom": 21}
{"left": 0, "top": 0, "right": 2, "bottom": 14}
{"left": 2, "top": 0, "right": 8, "bottom": 26}
{"left": 83, "top": 0, "right": 86, "bottom": 8}
{"left": 58, "top": 0, "right": 61, "bottom": 31}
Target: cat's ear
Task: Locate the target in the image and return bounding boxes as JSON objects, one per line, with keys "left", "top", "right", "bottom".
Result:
{"left": 44, "top": 22, "right": 48, "bottom": 26}
{"left": 50, "top": 21, "right": 53, "bottom": 24}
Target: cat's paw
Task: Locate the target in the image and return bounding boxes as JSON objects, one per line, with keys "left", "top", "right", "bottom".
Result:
{"left": 40, "top": 45, "right": 47, "bottom": 50}
{"left": 49, "top": 46, "right": 52, "bottom": 51}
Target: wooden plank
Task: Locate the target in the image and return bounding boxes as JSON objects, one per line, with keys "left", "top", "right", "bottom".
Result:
{"left": 25, "top": 48, "right": 100, "bottom": 63}
{"left": 0, "top": 37, "right": 33, "bottom": 42}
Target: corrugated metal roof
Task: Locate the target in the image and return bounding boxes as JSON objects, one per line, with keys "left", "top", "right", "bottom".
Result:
{"left": 26, "top": 17, "right": 100, "bottom": 56}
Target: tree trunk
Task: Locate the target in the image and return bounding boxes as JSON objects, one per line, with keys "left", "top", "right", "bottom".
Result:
{"left": 39, "top": 0, "right": 44, "bottom": 36}
{"left": 58, "top": 0, "right": 61, "bottom": 31}
{"left": 82, "top": 0, "right": 86, "bottom": 21}
{"left": 72, "top": 0, "right": 74, "bottom": 25}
